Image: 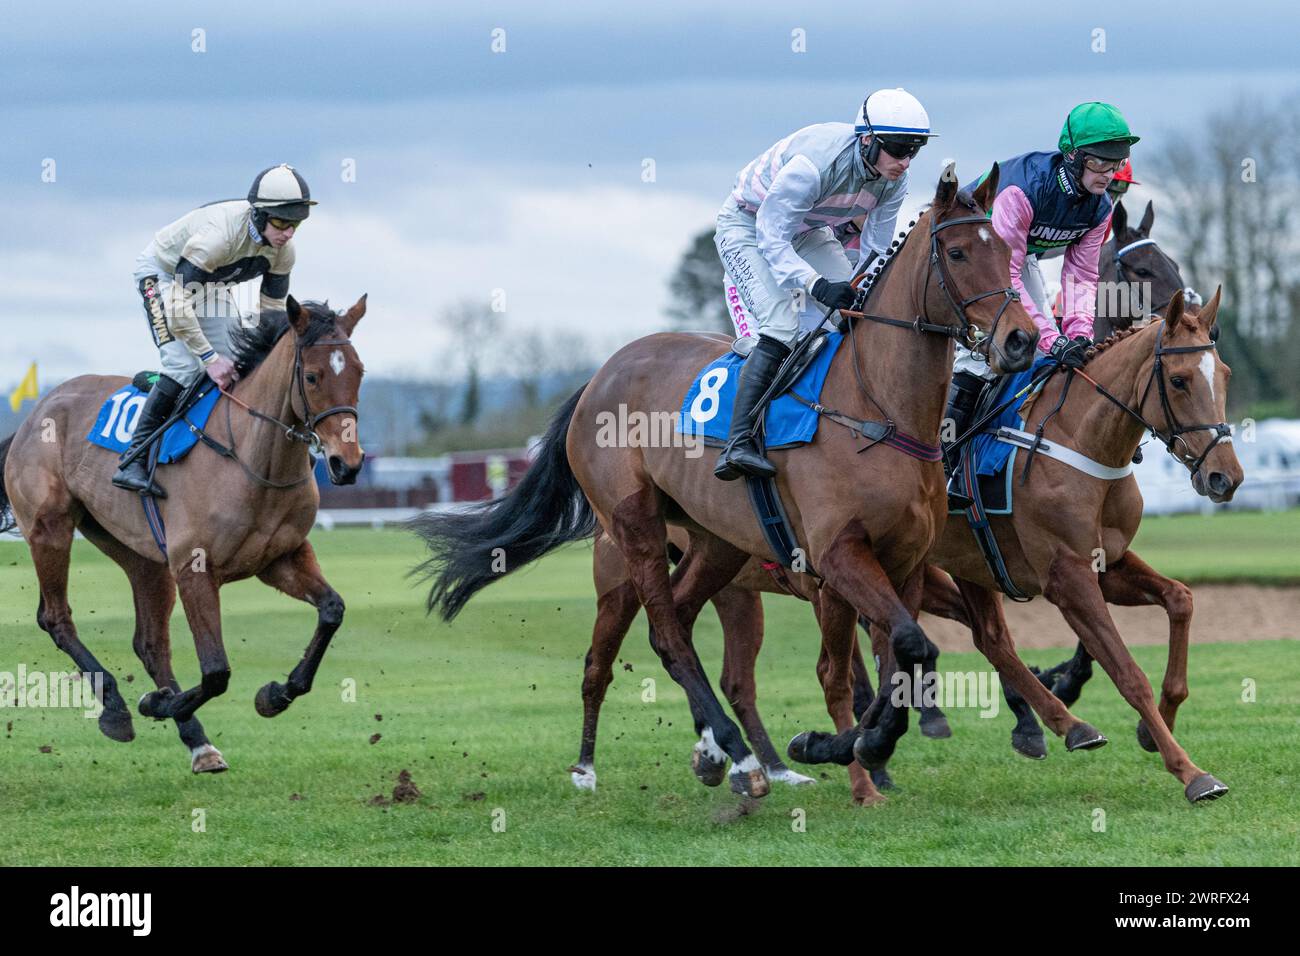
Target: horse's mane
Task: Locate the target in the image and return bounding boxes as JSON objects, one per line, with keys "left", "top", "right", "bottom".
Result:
{"left": 229, "top": 301, "right": 336, "bottom": 377}
{"left": 1087, "top": 323, "right": 1147, "bottom": 357}
{"left": 859, "top": 191, "right": 984, "bottom": 308}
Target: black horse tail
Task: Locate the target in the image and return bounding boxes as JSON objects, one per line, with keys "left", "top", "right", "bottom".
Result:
{"left": 0, "top": 435, "right": 15, "bottom": 534}
{"left": 409, "top": 384, "right": 597, "bottom": 621}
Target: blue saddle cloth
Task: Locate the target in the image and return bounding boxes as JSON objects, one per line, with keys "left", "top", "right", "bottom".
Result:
{"left": 950, "top": 356, "right": 1055, "bottom": 515}
{"left": 677, "top": 333, "right": 845, "bottom": 449}
{"left": 86, "top": 383, "right": 221, "bottom": 464}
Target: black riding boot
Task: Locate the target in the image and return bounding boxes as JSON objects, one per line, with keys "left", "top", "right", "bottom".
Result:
{"left": 714, "top": 335, "right": 790, "bottom": 481}
{"left": 943, "top": 371, "right": 988, "bottom": 511}
{"left": 111, "top": 374, "right": 183, "bottom": 498}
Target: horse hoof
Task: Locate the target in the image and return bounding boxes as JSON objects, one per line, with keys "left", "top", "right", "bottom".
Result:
{"left": 190, "top": 744, "right": 228, "bottom": 774}
{"left": 691, "top": 738, "right": 733, "bottom": 790}
{"left": 1185, "top": 773, "right": 1228, "bottom": 804}
{"left": 852, "top": 787, "right": 888, "bottom": 808}
{"left": 787, "top": 731, "right": 826, "bottom": 765}
{"left": 254, "top": 681, "right": 293, "bottom": 718}
{"left": 568, "top": 763, "right": 597, "bottom": 792}
{"left": 137, "top": 688, "right": 173, "bottom": 720}
{"left": 766, "top": 765, "right": 817, "bottom": 786}
{"left": 1065, "top": 722, "right": 1108, "bottom": 752}
{"left": 853, "top": 730, "right": 894, "bottom": 771}
{"left": 97, "top": 708, "right": 135, "bottom": 743}
{"left": 1136, "top": 720, "right": 1159, "bottom": 753}
{"left": 919, "top": 713, "right": 952, "bottom": 739}
{"left": 728, "top": 758, "right": 769, "bottom": 798}
{"left": 1011, "top": 730, "right": 1047, "bottom": 760}
{"left": 870, "top": 768, "right": 900, "bottom": 792}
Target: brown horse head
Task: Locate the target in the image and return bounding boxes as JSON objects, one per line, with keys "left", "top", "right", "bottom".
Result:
{"left": 285, "top": 295, "right": 367, "bottom": 484}
{"left": 1104, "top": 200, "right": 1185, "bottom": 330}
{"left": 925, "top": 162, "right": 1039, "bottom": 373}
{"left": 1144, "top": 286, "right": 1242, "bottom": 502}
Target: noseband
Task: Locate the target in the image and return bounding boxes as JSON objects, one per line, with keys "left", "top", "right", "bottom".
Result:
{"left": 1075, "top": 322, "right": 1231, "bottom": 481}
{"left": 1113, "top": 236, "right": 1178, "bottom": 316}
{"left": 218, "top": 325, "right": 360, "bottom": 488}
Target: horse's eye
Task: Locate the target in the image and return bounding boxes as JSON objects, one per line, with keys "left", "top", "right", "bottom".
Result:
{"left": 1170, "top": 376, "right": 1187, "bottom": 390}
{"left": 947, "top": 248, "right": 965, "bottom": 261}
{"left": 306, "top": 373, "right": 318, "bottom": 386}
{"left": 1135, "top": 268, "right": 1152, "bottom": 278}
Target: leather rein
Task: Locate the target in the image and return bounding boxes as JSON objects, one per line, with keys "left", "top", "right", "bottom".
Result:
{"left": 217, "top": 334, "right": 358, "bottom": 489}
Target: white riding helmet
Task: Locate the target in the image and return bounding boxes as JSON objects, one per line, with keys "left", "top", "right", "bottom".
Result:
{"left": 247, "top": 164, "right": 318, "bottom": 222}
{"left": 853, "top": 88, "right": 937, "bottom": 140}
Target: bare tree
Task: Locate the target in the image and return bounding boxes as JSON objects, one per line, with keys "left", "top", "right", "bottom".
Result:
{"left": 438, "top": 299, "right": 502, "bottom": 424}
{"left": 1148, "top": 94, "right": 1300, "bottom": 415}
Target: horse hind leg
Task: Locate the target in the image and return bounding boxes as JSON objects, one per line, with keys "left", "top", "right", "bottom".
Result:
{"left": 78, "top": 515, "right": 224, "bottom": 771}
{"left": 27, "top": 504, "right": 135, "bottom": 742}
{"left": 607, "top": 489, "right": 767, "bottom": 797}
{"left": 571, "top": 534, "right": 642, "bottom": 792}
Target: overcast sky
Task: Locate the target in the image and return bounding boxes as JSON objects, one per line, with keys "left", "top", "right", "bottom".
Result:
{"left": 3, "top": 0, "right": 1298, "bottom": 385}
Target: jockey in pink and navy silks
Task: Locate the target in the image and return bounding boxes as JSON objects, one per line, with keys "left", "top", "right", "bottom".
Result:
{"left": 944, "top": 102, "right": 1139, "bottom": 509}
{"left": 713, "top": 88, "right": 938, "bottom": 481}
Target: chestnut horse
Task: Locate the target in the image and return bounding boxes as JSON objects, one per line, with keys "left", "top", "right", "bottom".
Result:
{"left": 414, "top": 165, "right": 1040, "bottom": 805}
{"left": 0, "top": 297, "right": 367, "bottom": 773}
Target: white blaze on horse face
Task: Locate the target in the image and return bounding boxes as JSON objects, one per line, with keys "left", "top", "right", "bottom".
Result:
{"left": 978, "top": 226, "right": 991, "bottom": 243}
{"left": 1198, "top": 352, "right": 1216, "bottom": 403}
{"left": 329, "top": 349, "right": 345, "bottom": 376}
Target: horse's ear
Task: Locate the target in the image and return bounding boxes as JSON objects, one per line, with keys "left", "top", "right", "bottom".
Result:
{"left": 340, "top": 293, "right": 367, "bottom": 335}
{"left": 935, "top": 161, "right": 959, "bottom": 209}
{"left": 1111, "top": 199, "right": 1128, "bottom": 238}
{"left": 287, "top": 295, "right": 312, "bottom": 335}
{"left": 973, "top": 163, "right": 999, "bottom": 212}
{"left": 1138, "top": 200, "right": 1155, "bottom": 236}
{"left": 1165, "top": 288, "right": 1185, "bottom": 330}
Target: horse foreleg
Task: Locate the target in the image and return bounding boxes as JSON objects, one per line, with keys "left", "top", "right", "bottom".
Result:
{"left": 140, "top": 560, "right": 228, "bottom": 725}
{"left": 711, "top": 583, "right": 815, "bottom": 787}
{"left": 1098, "top": 551, "right": 1194, "bottom": 752}
{"left": 953, "top": 577, "right": 1103, "bottom": 750}
{"left": 252, "top": 540, "right": 344, "bottom": 717}
{"left": 814, "top": 523, "right": 937, "bottom": 774}
{"left": 1044, "top": 553, "right": 1224, "bottom": 802}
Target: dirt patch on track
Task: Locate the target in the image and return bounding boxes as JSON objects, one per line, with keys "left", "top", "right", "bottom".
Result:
{"left": 920, "top": 584, "right": 1300, "bottom": 652}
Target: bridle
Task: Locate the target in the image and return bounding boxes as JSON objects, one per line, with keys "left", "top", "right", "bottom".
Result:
{"left": 219, "top": 327, "right": 359, "bottom": 488}
{"left": 1111, "top": 235, "right": 1180, "bottom": 316}
{"left": 846, "top": 207, "right": 1021, "bottom": 352}
{"left": 1072, "top": 321, "right": 1231, "bottom": 481}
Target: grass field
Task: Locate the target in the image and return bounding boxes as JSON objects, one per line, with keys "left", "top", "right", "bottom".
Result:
{"left": 0, "top": 513, "right": 1297, "bottom": 866}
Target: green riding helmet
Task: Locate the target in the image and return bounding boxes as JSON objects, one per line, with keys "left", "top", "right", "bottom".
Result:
{"left": 1059, "top": 102, "right": 1140, "bottom": 161}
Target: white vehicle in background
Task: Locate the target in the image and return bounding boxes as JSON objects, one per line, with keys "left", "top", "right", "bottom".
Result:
{"left": 1133, "top": 418, "right": 1300, "bottom": 515}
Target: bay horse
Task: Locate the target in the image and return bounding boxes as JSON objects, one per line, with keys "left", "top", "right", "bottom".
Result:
{"left": 571, "top": 201, "right": 1197, "bottom": 792}
{"left": 0, "top": 296, "right": 367, "bottom": 773}
{"left": 1093, "top": 200, "right": 1185, "bottom": 341}
{"left": 414, "top": 165, "right": 1040, "bottom": 805}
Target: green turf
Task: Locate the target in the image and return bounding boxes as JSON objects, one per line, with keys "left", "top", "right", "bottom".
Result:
{"left": 0, "top": 525, "right": 1297, "bottom": 866}
{"left": 1129, "top": 510, "right": 1300, "bottom": 585}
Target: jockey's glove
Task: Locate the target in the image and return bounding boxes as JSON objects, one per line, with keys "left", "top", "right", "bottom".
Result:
{"left": 811, "top": 278, "right": 857, "bottom": 311}
{"left": 1049, "top": 334, "right": 1092, "bottom": 369}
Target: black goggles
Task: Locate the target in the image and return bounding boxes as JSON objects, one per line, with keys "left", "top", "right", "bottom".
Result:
{"left": 876, "top": 136, "right": 926, "bottom": 160}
